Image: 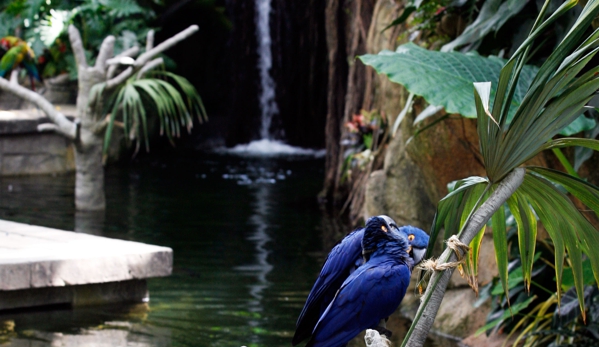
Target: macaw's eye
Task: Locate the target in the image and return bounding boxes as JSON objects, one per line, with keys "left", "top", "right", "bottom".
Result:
{"left": 381, "top": 226, "right": 387, "bottom": 232}
{"left": 408, "top": 234, "right": 415, "bottom": 242}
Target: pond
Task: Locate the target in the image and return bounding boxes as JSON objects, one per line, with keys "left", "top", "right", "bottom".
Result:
{"left": 0, "top": 150, "right": 458, "bottom": 347}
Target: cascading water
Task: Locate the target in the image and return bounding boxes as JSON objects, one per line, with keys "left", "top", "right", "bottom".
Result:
{"left": 225, "top": 0, "right": 324, "bottom": 157}
{"left": 255, "top": 0, "right": 278, "bottom": 140}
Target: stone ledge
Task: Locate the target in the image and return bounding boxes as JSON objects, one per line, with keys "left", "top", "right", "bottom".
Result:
{"left": 0, "top": 106, "right": 77, "bottom": 135}
{"left": 0, "top": 219, "right": 172, "bottom": 293}
{"left": 0, "top": 279, "right": 149, "bottom": 310}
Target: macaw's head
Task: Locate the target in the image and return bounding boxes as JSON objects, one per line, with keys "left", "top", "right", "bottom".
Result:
{"left": 398, "top": 225, "right": 429, "bottom": 265}
{"left": 0, "top": 38, "right": 9, "bottom": 50}
{"left": 361, "top": 216, "right": 409, "bottom": 260}
{"left": 0, "top": 36, "right": 20, "bottom": 50}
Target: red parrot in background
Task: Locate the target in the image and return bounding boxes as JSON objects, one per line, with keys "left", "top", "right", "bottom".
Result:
{"left": 0, "top": 36, "right": 41, "bottom": 90}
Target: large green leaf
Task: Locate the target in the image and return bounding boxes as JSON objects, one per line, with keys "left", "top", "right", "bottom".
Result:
{"left": 360, "top": 42, "right": 595, "bottom": 136}
{"left": 359, "top": 42, "right": 538, "bottom": 120}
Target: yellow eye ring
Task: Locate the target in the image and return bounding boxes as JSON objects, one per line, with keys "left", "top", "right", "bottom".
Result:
{"left": 408, "top": 234, "right": 415, "bottom": 241}
{"left": 381, "top": 226, "right": 388, "bottom": 232}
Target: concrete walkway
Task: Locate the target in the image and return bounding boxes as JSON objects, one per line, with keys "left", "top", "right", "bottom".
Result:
{"left": 0, "top": 219, "right": 172, "bottom": 310}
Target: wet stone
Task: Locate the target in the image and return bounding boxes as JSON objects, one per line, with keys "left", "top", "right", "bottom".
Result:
{"left": 0, "top": 219, "right": 172, "bottom": 310}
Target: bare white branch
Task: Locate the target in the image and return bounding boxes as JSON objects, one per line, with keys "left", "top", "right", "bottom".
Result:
{"left": 37, "top": 123, "right": 60, "bottom": 132}
{"left": 136, "top": 58, "right": 163, "bottom": 79}
{"left": 146, "top": 29, "right": 155, "bottom": 51}
{"left": 105, "top": 67, "right": 133, "bottom": 89}
{"left": 106, "top": 46, "right": 140, "bottom": 79}
{"left": 95, "top": 35, "right": 115, "bottom": 71}
{"left": 0, "top": 78, "right": 76, "bottom": 139}
{"left": 104, "top": 25, "right": 198, "bottom": 90}
{"left": 68, "top": 25, "right": 88, "bottom": 68}
{"left": 9, "top": 70, "right": 18, "bottom": 84}
{"left": 136, "top": 25, "right": 198, "bottom": 66}
{"left": 107, "top": 56, "right": 135, "bottom": 66}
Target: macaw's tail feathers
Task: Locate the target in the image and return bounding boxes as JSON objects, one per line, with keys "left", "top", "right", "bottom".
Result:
{"left": 23, "top": 60, "right": 40, "bottom": 82}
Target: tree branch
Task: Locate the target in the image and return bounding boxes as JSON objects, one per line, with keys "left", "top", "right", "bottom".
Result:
{"left": 136, "top": 25, "right": 198, "bottom": 66}
{"left": 0, "top": 78, "right": 76, "bottom": 140}
{"left": 106, "top": 46, "right": 140, "bottom": 79}
{"left": 68, "top": 25, "right": 88, "bottom": 68}
{"left": 403, "top": 168, "right": 526, "bottom": 347}
{"left": 104, "top": 25, "right": 198, "bottom": 90}
{"left": 146, "top": 29, "right": 155, "bottom": 51}
{"left": 95, "top": 35, "right": 115, "bottom": 71}
{"left": 136, "top": 58, "right": 163, "bottom": 79}
{"left": 105, "top": 67, "right": 133, "bottom": 90}
{"left": 9, "top": 70, "right": 18, "bottom": 84}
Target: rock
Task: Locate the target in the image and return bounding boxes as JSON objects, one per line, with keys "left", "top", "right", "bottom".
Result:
{"left": 363, "top": 133, "right": 436, "bottom": 230}
{"left": 433, "top": 287, "right": 492, "bottom": 338}
{"left": 404, "top": 114, "right": 486, "bottom": 204}
{"left": 462, "top": 331, "right": 515, "bottom": 347}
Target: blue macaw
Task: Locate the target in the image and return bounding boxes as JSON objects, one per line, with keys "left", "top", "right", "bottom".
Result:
{"left": 292, "top": 215, "right": 429, "bottom": 346}
{"left": 305, "top": 216, "right": 413, "bottom": 347}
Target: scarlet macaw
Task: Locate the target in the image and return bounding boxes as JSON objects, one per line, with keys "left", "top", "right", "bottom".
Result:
{"left": 0, "top": 36, "right": 41, "bottom": 90}
{"left": 293, "top": 215, "right": 429, "bottom": 346}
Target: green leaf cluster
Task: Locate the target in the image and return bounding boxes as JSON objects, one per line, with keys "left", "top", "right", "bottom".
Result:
{"left": 101, "top": 70, "right": 207, "bottom": 157}
{"left": 429, "top": 0, "right": 599, "bottom": 322}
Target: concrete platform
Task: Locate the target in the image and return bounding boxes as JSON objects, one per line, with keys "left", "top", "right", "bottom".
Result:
{"left": 0, "top": 106, "right": 77, "bottom": 176}
{"left": 0, "top": 219, "right": 172, "bottom": 310}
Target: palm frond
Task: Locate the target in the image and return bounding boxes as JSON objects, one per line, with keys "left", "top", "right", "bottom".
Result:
{"left": 101, "top": 71, "right": 206, "bottom": 155}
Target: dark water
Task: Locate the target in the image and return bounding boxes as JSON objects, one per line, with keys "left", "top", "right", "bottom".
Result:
{"left": 0, "top": 151, "right": 458, "bottom": 347}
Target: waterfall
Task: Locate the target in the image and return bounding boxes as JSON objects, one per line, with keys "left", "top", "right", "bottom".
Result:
{"left": 255, "top": 0, "right": 278, "bottom": 139}
{"left": 223, "top": 0, "right": 325, "bottom": 157}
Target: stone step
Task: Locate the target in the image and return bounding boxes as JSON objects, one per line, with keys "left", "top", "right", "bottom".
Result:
{"left": 0, "top": 219, "right": 172, "bottom": 310}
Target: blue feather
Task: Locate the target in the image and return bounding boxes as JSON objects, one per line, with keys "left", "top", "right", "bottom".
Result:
{"left": 293, "top": 216, "right": 430, "bottom": 346}
{"left": 306, "top": 217, "right": 412, "bottom": 347}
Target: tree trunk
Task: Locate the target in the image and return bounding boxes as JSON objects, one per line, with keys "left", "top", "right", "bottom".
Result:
{"left": 73, "top": 62, "right": 107, "bottom": 210}
{"left": 74, "top": 135, "right": 105, "bottom": 210}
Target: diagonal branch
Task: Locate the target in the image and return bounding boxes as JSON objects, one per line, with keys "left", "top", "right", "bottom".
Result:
{"left": 136, "top": 58, "right": 163, "bottom": 79}
{"left": 0, "top": 78, "right": 76, "bottom": 139}
{"left": 104, "top": 25, "right": 198, "bottom": 90}
{"left": 136, "top": 25, "right": 198, "bottom": 66}
{"left": 402, "top": 168, "right": 526, "bottom": 347}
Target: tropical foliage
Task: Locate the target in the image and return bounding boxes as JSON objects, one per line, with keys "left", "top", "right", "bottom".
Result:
{"left": 402, "top": 0, "right": 599, "bottom": 345}
{"left": 359, "top": 43, "right": 596, "bottom": 136}
{"left": 0, "top": 0, "right": 161, "bottom": 79}
{"left": 435, "top": 0, "right": 599, "bottom": 323}
{"left": 476, "top": 231, "right": 599, "bottom": 346}
{"left": 97, "top": 70, "right": 207, "bottom": 157}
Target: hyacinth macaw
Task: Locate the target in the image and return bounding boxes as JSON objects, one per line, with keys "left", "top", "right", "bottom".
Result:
{"left": 292, "top": 215, "right": 429, "bottom": 346}
{"left": 0, "top": 36, "right": 41, "bottom": 90}
{"left": 305, "top": 216, "right": 413, "bottom": 347}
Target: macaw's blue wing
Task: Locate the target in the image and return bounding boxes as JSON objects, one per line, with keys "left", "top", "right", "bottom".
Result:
{"left": 293, "top": 228, "right": 365, "bottom": 346}
{"left": 306, "top": 258, "right": 411, "bottom": 347}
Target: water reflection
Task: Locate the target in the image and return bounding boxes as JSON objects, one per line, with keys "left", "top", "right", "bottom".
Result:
{"left": 234, "top": 184, "right": 274, "bottom": 336}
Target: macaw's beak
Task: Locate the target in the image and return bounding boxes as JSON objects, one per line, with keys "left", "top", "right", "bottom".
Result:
{"left": 410, "top": 247, "right": 427, "bottom": 265}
